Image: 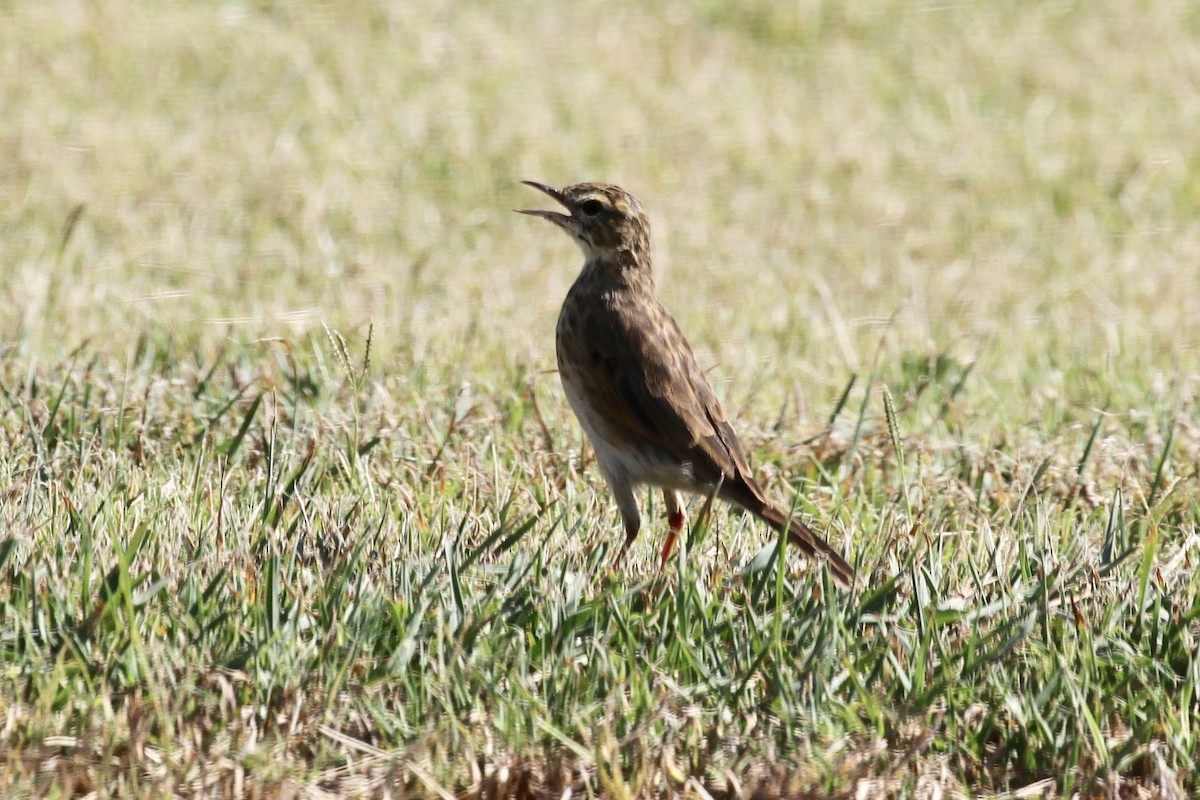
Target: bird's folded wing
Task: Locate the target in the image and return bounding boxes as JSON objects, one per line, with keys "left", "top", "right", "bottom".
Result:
{"left": 584, "top": 301, "right": 762, "bottom": 493}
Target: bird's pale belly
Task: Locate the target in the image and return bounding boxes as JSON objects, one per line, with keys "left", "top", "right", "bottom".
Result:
{"left": 558, "top": 366, "right": 704, "bottom": 492}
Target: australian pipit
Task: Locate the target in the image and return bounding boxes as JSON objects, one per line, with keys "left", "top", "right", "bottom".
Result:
{"left": 518, "top": 181, "right": 853, "bottom": 586}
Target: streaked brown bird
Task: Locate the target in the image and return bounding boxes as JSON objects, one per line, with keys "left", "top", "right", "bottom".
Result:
{"left": 517, "top": 181, "right": 853, "bottom": 586}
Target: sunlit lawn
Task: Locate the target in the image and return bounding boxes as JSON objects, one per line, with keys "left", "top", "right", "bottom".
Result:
{"left": 2, "top": 1, "right": 1198, "bottom": 796}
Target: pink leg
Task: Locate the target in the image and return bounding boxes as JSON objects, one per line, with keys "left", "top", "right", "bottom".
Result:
{"left": 660, "top": 491, "right": 685, "bottom": 567}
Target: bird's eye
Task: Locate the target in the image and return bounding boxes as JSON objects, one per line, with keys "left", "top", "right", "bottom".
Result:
{"left": 580, "top": 199, "right": 604, "bottom": 216}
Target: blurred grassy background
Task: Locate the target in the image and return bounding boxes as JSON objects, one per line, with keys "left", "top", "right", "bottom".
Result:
{"left": 3, "top": 0, "right": 1200, "bottom": 796}
{"left": 7, "top": 1, "right": 1197, "bottom": 382}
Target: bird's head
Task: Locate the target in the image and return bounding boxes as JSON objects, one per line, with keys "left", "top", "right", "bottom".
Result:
{"left": 517, "top": 181, "right": 651, "bottom": 264}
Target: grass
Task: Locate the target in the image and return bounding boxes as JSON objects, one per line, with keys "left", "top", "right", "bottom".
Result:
{"left": 2, "top": 0, "right": 1199, "bottom": 796}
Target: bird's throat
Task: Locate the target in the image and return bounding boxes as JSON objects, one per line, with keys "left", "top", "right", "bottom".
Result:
{"left": 582, "top": 248, "right": 655, "bottom": 292}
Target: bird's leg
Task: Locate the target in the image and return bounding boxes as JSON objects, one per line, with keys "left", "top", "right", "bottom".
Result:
{"left": 660, "top": 490, "right": 686, "bottom": 567}
{"left": 674, "top": 475, "right": 724, "bottom": 565}
{"left": 604, "top": 472, "right": 641, "bottom": 565}
{"left": 618, "top": 518, "right": 641, "bottom": 563}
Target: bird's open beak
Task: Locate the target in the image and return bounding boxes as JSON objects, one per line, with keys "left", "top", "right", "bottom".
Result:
{"left": 515, "top": 180, "right": 572, "bottom": 226}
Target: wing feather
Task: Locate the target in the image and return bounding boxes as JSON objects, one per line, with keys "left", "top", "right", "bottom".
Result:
{"left": 575, "top": 291, "right": 765, "bottom": 500}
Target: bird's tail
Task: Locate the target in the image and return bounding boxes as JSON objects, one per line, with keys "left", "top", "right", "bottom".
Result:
{"left": 758, "top": 503, "right": 854, "bottom": 586}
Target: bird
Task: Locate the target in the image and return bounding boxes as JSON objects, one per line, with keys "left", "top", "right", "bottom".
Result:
{"left": 517, "top": 181, "right": 853, "bottom": 586}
